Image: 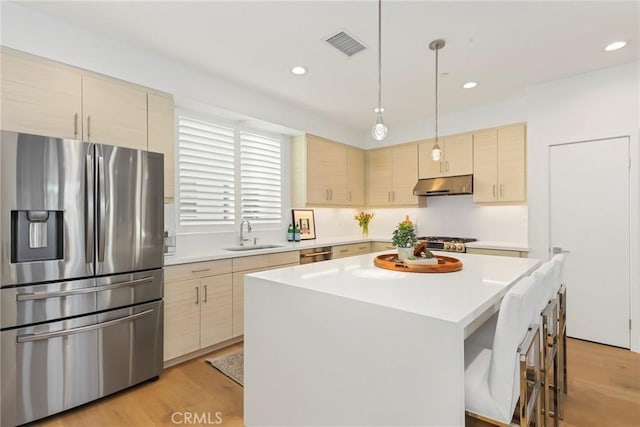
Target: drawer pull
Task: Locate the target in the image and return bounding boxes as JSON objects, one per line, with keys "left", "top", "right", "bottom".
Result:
{"left": 301, "top": 251, "right": 332, "bottom": 257}
{"left": 339, "top": 249, "right": 349, "bottom": 253}
{"left": 192, "top": 268, "right": 211, "bottom": 273}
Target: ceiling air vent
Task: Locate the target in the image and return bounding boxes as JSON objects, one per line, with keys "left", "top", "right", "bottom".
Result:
{"left": 325, "top": 31, "right": 367, "bottom": 57}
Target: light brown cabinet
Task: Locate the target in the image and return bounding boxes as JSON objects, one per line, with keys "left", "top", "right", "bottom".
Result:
{"left": 371, "top": 241, "right": 396, "bottom": 252}
{"left": 331, "top": 242, "right": 371, "bottom": 259}
{"left": 231, "top": 251, "right": 299, "bottom": 337}
{"left": 163, "top": 259, "right": 233, "bottom": 362}
{"left": 292, "top": 134, "right": 365, "bottom": 207}
{"left": 1, "top": 48, "right": 82, "bottom": 139}
{"left": 418, "top": 134, "right": 473, "bottom": 178}
{"left": 367, "top": 143, "right": 418, "bottom": 206}
{"left": 82, "top": 74, "right": 148, "bottom": 150}
{"left": 466, "top": 247, "right": 528, "bottom": 258}
{"left": 473, "top": 124, "right": 526, "bottom": 203}
{"left": 148, "top": 92, "right": 176, "bottom": 201}
{"left": 1, "top": 48, "right": 176, "bottom": 201}
{"left": 347, "top": 146, "right": 366, "bottom": 205}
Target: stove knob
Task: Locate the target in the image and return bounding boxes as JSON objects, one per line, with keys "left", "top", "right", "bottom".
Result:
{"left": 455, "top": 243, "right": 464, "bottom": 252}
{"left": 443, "top": 242, "right": 451, "bottom": 251}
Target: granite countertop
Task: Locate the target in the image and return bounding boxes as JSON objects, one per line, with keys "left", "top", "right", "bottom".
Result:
{"left": 164, "top": 235, "right": 392, "bottom": 266}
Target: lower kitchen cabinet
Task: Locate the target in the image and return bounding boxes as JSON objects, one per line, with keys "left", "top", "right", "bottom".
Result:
{"left": 371, "top": 241, "right": 396, "bottom": 252}
{"left": 231, "top": 251, "right": 300, "bottom": 337}
{"left": 331, "top": 242, "right": 371, "bottom": 259}
{"left": 466, "top": 248, "right": 527, "bottom": 258}
{"left": 163, "top": 260, "right": 232, "bottom": 362}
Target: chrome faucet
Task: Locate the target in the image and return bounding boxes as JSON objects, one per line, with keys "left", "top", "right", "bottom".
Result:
{"left": 239, "top": 220, "right": 252, "bottom": 246}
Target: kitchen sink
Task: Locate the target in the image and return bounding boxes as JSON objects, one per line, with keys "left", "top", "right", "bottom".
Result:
{"left": 223, "top": 244, "right": 283, "bottom": 251}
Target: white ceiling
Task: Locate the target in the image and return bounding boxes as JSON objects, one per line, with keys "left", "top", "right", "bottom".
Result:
{"left": 18, "top": 1, "right": 640, "bottom": 132}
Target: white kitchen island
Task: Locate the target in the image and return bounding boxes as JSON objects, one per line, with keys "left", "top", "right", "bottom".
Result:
{"left": 244, "top": 251, "right": 540, "bottom": 427}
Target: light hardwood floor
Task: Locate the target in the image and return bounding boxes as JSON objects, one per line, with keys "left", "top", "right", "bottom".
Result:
{"left": 37, "top": 339, "right": 639, "bottom": 426}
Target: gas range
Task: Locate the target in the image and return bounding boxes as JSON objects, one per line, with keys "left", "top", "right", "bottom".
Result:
{"left": 418, "top": 236, "right": 478, "bottom": 253}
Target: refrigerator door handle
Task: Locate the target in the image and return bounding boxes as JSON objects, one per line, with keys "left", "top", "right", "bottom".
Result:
{"left": 16, "top": 309, "right": 154, "bottom": 342}
{"left": 16, "top": 277, "right": 154, "bottom": 301}
{"left": 97, "top": 155, "right": 106, "bottom": 262}
{"left": 85, "top": 154, "right": 94, "bottom": 264}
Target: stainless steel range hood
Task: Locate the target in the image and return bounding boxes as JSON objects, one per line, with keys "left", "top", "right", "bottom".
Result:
{"left": 413, "top": 174, "right": 473, "bottom": 196}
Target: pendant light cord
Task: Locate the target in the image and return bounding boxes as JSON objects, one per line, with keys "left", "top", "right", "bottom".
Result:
{"left": 435, "top": 46, "right": 438, "bottom": 143}
{"left": 377, "top": 0, "right": 382, "bottom": 110}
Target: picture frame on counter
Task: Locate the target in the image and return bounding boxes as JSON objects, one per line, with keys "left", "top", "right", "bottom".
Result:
{"left": 292, "top": 209, "right": 316, "bottom": 240}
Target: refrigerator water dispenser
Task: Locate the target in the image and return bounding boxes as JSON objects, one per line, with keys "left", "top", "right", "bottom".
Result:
{"left": 11, "top": 210, "right": 64, "bottom": 263}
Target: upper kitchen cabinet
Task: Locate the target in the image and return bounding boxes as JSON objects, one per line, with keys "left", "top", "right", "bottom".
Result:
{"left": 148, "top": 92, "right": 176, "bottom": 201}
{"left": 82, "top": 74, "right": 148, "bottom": 150}
{"left": 418, "top": 134, "right": 473, "bottom": 179}
{"left": 473, "top": 123, "right": 527, "bottom": 203}
{"left": 367, "top": 143, "right": 418, "bottom": 206}
{"left": 1, "top": 48, "right": 176, "bottom": 200}
{"left": 1, "top": 48, "right": 82, "bottom": 139}
{"left": 292, "top": 134, "right": 365, "bottom": 207}
{"left": 347, "top": 146, "right": 365, "bottom": 205}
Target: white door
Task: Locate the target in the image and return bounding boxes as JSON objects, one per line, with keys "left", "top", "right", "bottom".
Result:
{"left": 550, "top": 137, "right": 630, "bottom": 348}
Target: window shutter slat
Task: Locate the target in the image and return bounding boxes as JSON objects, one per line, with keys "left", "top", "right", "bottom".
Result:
{"left": 178, "top": 116, "right": 235, "bottom": 226}
{"left": 240, "top": 131, "right": 282, "bottom": 224}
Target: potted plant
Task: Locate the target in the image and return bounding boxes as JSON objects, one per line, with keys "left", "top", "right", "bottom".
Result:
{"left": 392, "top": 216, "right": 417, "bottom": 261}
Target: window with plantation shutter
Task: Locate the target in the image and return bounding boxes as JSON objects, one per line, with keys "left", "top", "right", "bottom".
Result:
{"left": 178, "top": 116, "right": 235, "bottom": 225}
{"left": 240, "top": 131, "right": 282, "bottom": 224}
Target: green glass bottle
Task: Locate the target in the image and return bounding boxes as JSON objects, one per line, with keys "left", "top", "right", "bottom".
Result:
{"left": 287, "top": 224, "right": 294, "bottom": 242}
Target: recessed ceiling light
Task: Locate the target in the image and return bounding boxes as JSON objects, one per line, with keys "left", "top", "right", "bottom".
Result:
{"left": 291, "top": 66, "right": 307, "bottom": 75}
{"left": 604, "top": 41, "right": 627, "bottom": 51}
{"left": 463, "top": 81, "right": 478, "bottom": 89}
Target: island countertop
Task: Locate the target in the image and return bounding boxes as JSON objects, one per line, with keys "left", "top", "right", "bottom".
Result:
{"left": 244, "top": 251, "right": 542, "bottom": 426}
{"left": 248, "top": 251, "right": 540, "bottom": 329}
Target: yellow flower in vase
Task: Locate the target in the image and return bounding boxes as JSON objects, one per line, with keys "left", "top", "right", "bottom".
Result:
{"left": 354, "top": 212, "right": 374, "bottom": 237}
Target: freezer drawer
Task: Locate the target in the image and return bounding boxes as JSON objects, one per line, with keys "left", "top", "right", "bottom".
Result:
{"left": 1, "top": 269, "right": 163, "bottom": 329}
{"left": 1, "top": 300, "right": 163, "bottom": 426}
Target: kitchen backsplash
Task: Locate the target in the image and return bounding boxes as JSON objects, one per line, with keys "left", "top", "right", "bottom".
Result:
{"left": 165, "top": 197, "right": 527, "bottom": 255}
{"left": 313, "top": 196, "right": 527, "bottom": 242}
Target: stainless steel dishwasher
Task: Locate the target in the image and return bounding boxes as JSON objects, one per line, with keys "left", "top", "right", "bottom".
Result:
{"left": 299, "top": 247, "right": 332, "bottom": 264}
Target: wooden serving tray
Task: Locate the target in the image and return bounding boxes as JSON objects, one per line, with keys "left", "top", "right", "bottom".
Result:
{"left": 373, "top": 253, "right": 463, "bottom": 273}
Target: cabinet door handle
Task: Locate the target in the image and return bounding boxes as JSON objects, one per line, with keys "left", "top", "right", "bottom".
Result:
{"left": 74, "top": 113, "right": 78, "bottom": 138}
{"left": 326, "top": 189, "right": 330, "bottom": 200}
{"left": 348, "top": 191, "right": 352, "bottom": 202}
{"left": 392, "top": 191, "right": 395, "bottom": 202}
{"left": 387, "top": 192, "right": 391, "bottom": 202}
{"left": 439, "top": 162, "right": 443, "bottom": 173}
{"left": 330, "top": 189, "right": 333, "bottom": 200}
{"left": 204, "top": 285, "right": 208, "bottom": 303}
{"left": 195, "top": 286, "right": 199, "bottom": 305}
{"left": 499, "top": 184, "right": 504, "bottom": 197}
{"left": 492, "top": 184, "right": 497, "bottom": 198}
{"left": 87, "top": 115, "right": 91, "bottom": 139}
{"left": 445, "top": 161, "right": 449, "bottom": 172}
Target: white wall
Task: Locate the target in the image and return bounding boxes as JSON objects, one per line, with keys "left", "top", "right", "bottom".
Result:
{"left": 313, "top": 199, "right": 528, "bottom": 244}
{"left": 364, "top": 96, "right": 527, "bottom": 148}
{"left": 526, "top": 61, "right": 640, "bottom": 351}
{"left": 0, "top": 2, "right": 364, "bottom": 147}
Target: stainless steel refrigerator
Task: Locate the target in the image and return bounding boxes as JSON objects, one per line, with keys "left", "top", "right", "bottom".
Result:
{"left": 0, "top": 131, "right": 164, "bottom": 426}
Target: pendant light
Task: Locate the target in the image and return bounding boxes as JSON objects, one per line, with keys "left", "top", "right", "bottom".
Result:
{"left": 371, "top": 0, "right": 388, "bottom": 140}
{"left": 429, "top": 39, "right": 445, "bottom": 161}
